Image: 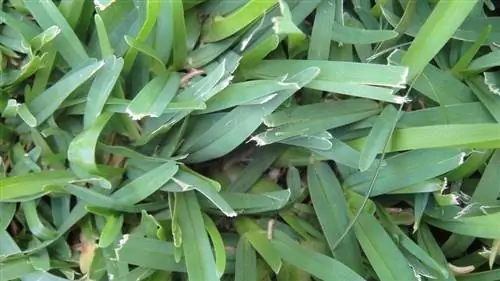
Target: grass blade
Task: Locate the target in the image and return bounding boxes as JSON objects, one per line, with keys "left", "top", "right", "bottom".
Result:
{"left": 177, "top": 191, "right": 219, "bottom": 281}
{"left": 345, "top": 148, "right": 464, "bottom": 196}
{"left": 307, "top": 162, "right": 363, "bottom": 273}
{"left": 112, "top": 161, "right": 178, "bottom": 205}
{"left": 68, "top": 112, "right": 112, "bottom": 176}
{"left": 203, "top": 214, "right": 226, "bottom": 278}
{"left": 234, "top": 217, "right": 282, "bottom": 273}
{"left": 126, "top": 73, "right": 181, "bottom": 120}
{"left": 353, "top": 211, "right": 418, "bottom": 281}
{"left": 98, "top": 214, "right": 124, "bottom": 248}
{"left": 23, "top": 0, "right": 89, "bottom": 67}
{"left": 171, "top": 0, "right": 187, "bottom": 69}
{"left": 115, "top": 234, "right": 185, "bottom": 272}
{"left": 83, "top": 56, "right": 123, "bottom": 128}
{"left": 0, "top": 171, "right": 76, "bottom": 201}
{"left": 272, "top": 230, "right": 366, "bottom": 281}
{"left": 401, "top": 0, "right": 479, "bottom": 79}
{"left": 235, "top": 236, "right": 257, "bottom": 281}
{"left": 349, "top": 124, "right": 500, "bottom": 153}
{"left": 202, "top": 0, "right": 278, "bottom": 42}
{"left": 27, "top": 59, "right": 104, "bottom": 126}
{"left": 359, "top": 105, "right": 400, "bottom": 171}
{"left": 122, "top": 0, "right": 161, "bottom": 73}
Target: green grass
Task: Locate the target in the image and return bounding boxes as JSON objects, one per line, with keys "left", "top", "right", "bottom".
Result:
{"left": 2, "top": 0, "right": 500, "bottom": 280}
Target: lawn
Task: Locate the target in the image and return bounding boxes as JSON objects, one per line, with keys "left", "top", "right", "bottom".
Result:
{"left": 1, "top": 0, "right": 500, "bottom": 280}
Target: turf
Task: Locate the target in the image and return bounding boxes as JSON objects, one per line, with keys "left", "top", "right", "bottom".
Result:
{"left": 2, "top": 1, "right": 500, "bottom": 280}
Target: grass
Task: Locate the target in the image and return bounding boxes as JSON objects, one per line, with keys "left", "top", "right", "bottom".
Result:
{"left": 2, "top": 0, "right": 500, "bottom": 280}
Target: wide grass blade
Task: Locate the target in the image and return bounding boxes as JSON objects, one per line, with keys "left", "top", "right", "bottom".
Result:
{"left": 83, "top": 56, "right": 123, "bottom": 128}
{"left": 68, "top": 112, "right": 112, "bottom": 175}
{"left": 177, "top": 191, "right": 219, "bottom": 281}
{"left": 245, "top": 59, "right": 408, "bottom": 88}
{"left": 115, "top": 234, "right": 185, "bottom": 272}
{"left": 417, "top": 224, "right": 457, "bottom": 281}
{"left": 0, "top": 171, "right": 76, "bottom": 201}
{"left": 353, "top": 211, "right": 418, "bottom": 281}
{"left": 199, "top": 79, "right": 298, "bottom": 114}
{"left": 272, "top": 230, "right": 366, "bottom": 281}
{"left": 401, "top": 0, "right": 479, "bottom": 80}
{"left": 164, "top": 166, "right": 237, "bottom": 217}
{"left": 426, "top": 209, "right": 500, "bottom": 239}
{"left": 202, "top": 0, "right": 278, "bottom": 42}
{"left": 307, "top": 162, "right": 363, "bottom": 273}
{"left": 126, "top": 73, "right": 180, "bottom": 120}
{"left": 112, "top": 161, "right": 178, "bottom": 205}
{"left": 332, "top": 22, "right": 398, "bottom": 44}
{"left": 202, "top": 214, "right": 226, "bottom": 277}
{"left": 235, "top": 236, "right": 257, "bottom": 281}
{"left": 234, "top": 217, "right": 282, "bottom": 273}
{"left": 359, "top": 105, "right": 400, "bottom": 171}
{"left": 349, "top": 124, "right": 500, "bottom": 153}
{"left": 345, "top": 148, "right": 464, "bottom": 196}
{"left": 171, "top": 0, "right": 187, "bottom": 69}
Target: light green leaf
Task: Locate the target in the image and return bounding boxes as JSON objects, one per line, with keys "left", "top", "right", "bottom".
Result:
{"left": 202, "top": 0, "right": 278, "bottom": 42}
{"left": 22, "top": 200, "right": 57, "bottom": 241}
{"left": 29, "top": 25, "right": 60, "bottom": 53}
{"left": 94, "top": 14, "right": 114, "bottom": 57}
{"left": 426, "top": 208, "right": 500, "bottom": 239}
{"left": 201, "top": 189, "right": 291, "bottom": 215}
{"left": 171, "top": 0, "right": 187, "bottom": 69}
{"left": 203, "top": 214, "right": 226, "bottom": 278}
{"left": 254, "top": 100, "right": 380, "bottom": 146}
{"left": 400, "top": 0, "right": 479, "bottom": 80}
{"left": 199, "top": 79, "right": 298, "bottom": 114}
{"left": 0, "top": 171, "right": 76, "bottom": 201}
{"left": 98, "top": 214, "right": 123, "bottom": 248}
{"left": 332, "top": 21, "right": 398, "bottom": 44}
{"left": 244, "top": 59, "right": 408, "bottom": 88}
{"left": 389, "top": 49, "right": 476, "bottom": 105}
{"left": 349, "top": 124, "right": 500, "bottom": 153}
{"left": 68, "top": 112, "right": 112, "bottom": 175}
